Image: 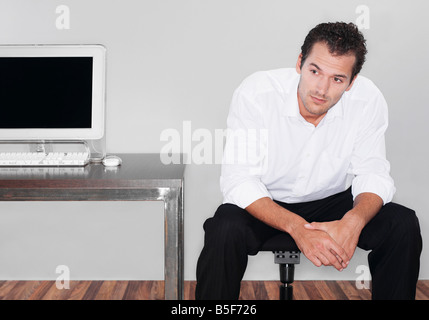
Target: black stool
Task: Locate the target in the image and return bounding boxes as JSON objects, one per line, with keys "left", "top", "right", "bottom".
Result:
{"left": 260, "top": 233, "right": 301, "bottom": 300}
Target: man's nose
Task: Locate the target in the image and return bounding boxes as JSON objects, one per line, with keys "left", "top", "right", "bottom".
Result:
{"left": 316, "top": 77, "right": 330, "bottom": 96}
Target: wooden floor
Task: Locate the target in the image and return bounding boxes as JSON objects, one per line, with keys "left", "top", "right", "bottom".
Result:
{"left": 0, "top": 280, "right": 428, "bottom": 300}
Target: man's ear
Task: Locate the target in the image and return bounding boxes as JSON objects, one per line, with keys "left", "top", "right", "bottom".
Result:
{"left": 296, "top": 53, "right": 303, "bottom": 74}
{"left": 346, "top": 75, "right": 357, "bottom": 91}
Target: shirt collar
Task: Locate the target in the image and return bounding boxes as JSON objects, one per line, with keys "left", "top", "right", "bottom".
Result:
{"left": 325, "top": 98, "right": 344, "bottom": 120}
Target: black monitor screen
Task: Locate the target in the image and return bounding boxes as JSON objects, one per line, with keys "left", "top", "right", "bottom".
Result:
{"left": 0, "top": 57, "right": 93, "bottom": 129}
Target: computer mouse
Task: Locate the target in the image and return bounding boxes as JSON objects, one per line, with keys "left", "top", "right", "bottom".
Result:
{"left": 102, "top": 155, "right": 122, "bottom": 167}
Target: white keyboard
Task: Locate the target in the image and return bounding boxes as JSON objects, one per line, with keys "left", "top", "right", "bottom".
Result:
{"left": 0, "top": 166, "right": 89, "bottom": 177}
{"left": 0, "top": 152, "right": 89, "bottom": 167}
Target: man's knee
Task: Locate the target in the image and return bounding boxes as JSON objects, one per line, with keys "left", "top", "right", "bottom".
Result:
{"left": 381, "top": 203, "right": 421, "bottom": 244}
{"left": 203, "top": 204, "right": 249, "bottom": 242}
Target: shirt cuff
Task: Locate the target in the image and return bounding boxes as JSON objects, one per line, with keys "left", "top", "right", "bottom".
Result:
{"left": 351, "top": 174, "right": 396, "bottom": 205}
{"left": 222, "top": 179, "right": 272, "bottom": 209}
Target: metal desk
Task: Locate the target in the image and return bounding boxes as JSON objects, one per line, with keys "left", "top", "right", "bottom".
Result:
{"left": 0, "top": 153, "right": 185, "bottom": 300}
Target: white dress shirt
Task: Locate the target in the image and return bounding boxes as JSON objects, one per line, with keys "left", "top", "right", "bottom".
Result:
{"left": 220, "top": 68, "right": 395, "bottom": 209}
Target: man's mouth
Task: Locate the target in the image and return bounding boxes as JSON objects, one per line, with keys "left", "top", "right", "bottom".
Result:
{"left": 310, "top": 95, "right": 327, "bottom": 104}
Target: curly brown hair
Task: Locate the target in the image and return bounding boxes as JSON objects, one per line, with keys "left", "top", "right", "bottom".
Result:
{"left": 300, "top": 22, "right": 367, "bottom": 81}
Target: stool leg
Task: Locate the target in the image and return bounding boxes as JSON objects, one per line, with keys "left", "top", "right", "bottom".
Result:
{"left": 279, "top": 263, "right": 295, "bottom": 300}
{"left": 280, "top": 283, "right": 294, "bottom": 300}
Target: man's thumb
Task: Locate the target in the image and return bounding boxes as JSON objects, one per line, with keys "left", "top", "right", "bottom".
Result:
{"left": 304, "top": 222, "right": 325, "bottom": 231}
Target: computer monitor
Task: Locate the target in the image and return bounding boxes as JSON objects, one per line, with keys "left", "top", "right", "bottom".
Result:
{"left": 0, "top": 45, "right": 106, "bottom": 141}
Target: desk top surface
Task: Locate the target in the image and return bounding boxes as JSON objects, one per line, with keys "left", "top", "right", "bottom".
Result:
{"left": 0, "top": 153, "right": 185, "bottom": 189}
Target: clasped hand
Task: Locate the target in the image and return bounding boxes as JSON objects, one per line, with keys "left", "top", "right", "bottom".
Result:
{"left": 294, "top": 216, "right": 362, "bottom": 271}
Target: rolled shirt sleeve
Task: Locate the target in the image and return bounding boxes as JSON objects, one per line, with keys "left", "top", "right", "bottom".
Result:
{"left": 349, "top": 88, "right": 396, "bottom": 205}
{"left": 220, "top": 87, "right": 271, "bottom": 209}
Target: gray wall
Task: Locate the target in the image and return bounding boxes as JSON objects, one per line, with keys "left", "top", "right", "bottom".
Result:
{"left": 0, "top": 0, "right": 427, "bottom": 282}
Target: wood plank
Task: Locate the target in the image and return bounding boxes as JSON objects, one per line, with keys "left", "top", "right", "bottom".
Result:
{"left": 253, "top": 281, "right": 268, "bottom": 300}
{"left": 263, "top": 281, "right": 279, "bottom": 300}
{"left": 0, "top": 280, "right": 427, "bottom": 300}
{"left": 93, "top": 281, "right": 117, "bottom": 300}
{"left": 336, "top": 280, "right": 364, "bottom": 300}
{"left": 82, "top": 281, "right": 104, "bottom": 300}
{"left": 416, "top": 280, "right": 429, "bottom": 300}
{"left": 2, "top": 281, "right": 30, "bottom": 300}
{"left": 354, "top": 280, "right": 371, "bottom": 300}
{"left": 292, "top": 281, "right": 311, "bottom": 300}
{"left": 301, "top": 281, "right": 324, "bottom": 300}
{"left": 95, "top": 281, "right": 128, "bottom": 300}
{"left": 239, "top": 281, "right": 256, "bottom": 300}
{"left": 324, "top": 280, "right": 349, "bottom": 300}
{"left": 415, "top": 286, "right": 426, "bottom": 300}
{"left": 67, "top": 281, "right": 93, "bottom": 300}
{"left": 122, "top": 281, "right": 147, "bottom": 300}
{"left": 185, "top": 281, "right": 196, "bottom": 300}
{"left": 22, "top": 281, "right": 51, "bottom": 300}
{"left": 38, "top": 281, "right": 74, "bottom": 300}
{"left": 312, "top": 281, "right": 332, "bottom": 300}
{"left": 27, "top": 281, "right": 54, "bottom": 300}
{"left": 149, "top": 281, "right": 165, "bottom": 300}
{"left": 0, "top": 281, "right": 20, "bottom": 300}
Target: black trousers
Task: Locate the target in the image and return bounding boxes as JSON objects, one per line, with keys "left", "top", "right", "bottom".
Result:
{"left": 195, "top": 189, "right": 422, "bottom": 300}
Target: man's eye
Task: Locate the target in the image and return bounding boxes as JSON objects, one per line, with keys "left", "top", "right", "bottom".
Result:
{"left": 334, "top": 77, "right": 342, "bottom": 83}
{"left": 310, "top": 69, "right": 318, "bottom": 74}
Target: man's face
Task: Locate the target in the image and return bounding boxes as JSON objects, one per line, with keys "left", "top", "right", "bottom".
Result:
{"left": 296, "top": 41, "right": 356, "bottom": 124}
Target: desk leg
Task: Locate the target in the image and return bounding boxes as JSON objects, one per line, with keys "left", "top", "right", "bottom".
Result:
{"left": 164, "top": 186, "right": 184, "bottom": 300}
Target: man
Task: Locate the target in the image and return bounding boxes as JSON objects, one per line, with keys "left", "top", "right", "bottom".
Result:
{"left": 196, "top": 22, "right": 422, "bottom": 300}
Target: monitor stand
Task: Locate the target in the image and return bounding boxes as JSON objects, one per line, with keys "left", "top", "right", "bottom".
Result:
{"left": 31, "top": 141, "right": 51, "bottom": 154}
